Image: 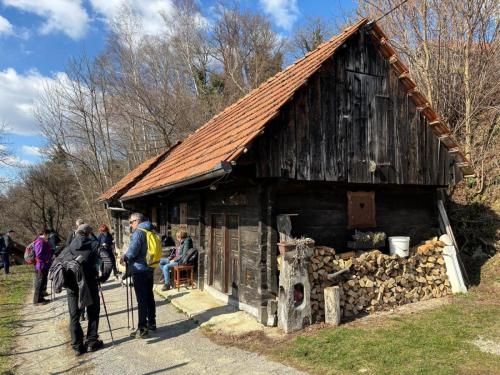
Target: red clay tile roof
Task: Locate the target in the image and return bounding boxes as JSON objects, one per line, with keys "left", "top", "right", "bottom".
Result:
{"left": 97, "top": 145, "right": 176, "bottom": 202}
{"left": 113, "top": 18, "right": 472, "bottom": 201}
{"left": 122, "top": 19, "right": 369, "bottom": 199}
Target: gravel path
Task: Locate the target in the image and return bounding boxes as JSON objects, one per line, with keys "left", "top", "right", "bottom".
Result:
{"left": 12, "top": 279, "right": 306, "bottom": 375}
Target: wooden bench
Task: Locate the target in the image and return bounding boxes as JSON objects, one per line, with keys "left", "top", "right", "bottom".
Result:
{"left": 173, "top": 265, "right": 194, "bottom": 291}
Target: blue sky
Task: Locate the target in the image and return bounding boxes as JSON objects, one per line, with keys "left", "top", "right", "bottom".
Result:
{"left": 0, "top": 0, "right": 355, "bottom": 182}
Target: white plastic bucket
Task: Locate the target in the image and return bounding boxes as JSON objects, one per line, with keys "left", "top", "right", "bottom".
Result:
{"left": 388, "top": 236, "right": 410, "bottom": 257}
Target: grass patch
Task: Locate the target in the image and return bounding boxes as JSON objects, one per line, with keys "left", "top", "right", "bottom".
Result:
{"left": 0, "top": 265, "right": 33, "bottom": 373}
{"left": 277, "top": 295, "right": 499, "bottom": 375}
{"left": 271, "top": 257, "right": 500, "bottom": 375}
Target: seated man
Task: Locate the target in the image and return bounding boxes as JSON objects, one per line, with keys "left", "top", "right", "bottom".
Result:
{"left": 159, "top": 230, "right": 192, "bottom": 291}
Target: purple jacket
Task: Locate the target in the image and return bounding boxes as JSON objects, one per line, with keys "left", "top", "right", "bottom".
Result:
{"left": 34, "top": 236, "right": 52, "bottom": 270}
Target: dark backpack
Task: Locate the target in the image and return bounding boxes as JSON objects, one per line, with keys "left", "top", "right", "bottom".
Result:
{"left": 179, "top": 248, "right": 198, "bottom": 266}
{"left": 48, "top": 247, "right": 93, "bottom": 293}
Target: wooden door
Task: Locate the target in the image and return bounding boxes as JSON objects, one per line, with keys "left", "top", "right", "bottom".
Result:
{"left": 210, "top": 214, "right": 224, "bottom": 290}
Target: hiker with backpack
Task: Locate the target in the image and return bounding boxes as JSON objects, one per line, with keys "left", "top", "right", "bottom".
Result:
{"left": 54, "top": 223, "right": 113, "bottom": 356}
{"left": 120, "top": 213, "right": 161, "bottom": 339}
{"left": 33, "top": 229, "right": 53, "bottom": 305}
{"left": 159, "top": 230, "right": 193, "bottom": 291}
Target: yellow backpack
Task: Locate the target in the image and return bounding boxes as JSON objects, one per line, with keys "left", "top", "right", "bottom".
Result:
{"left": 138, "top": 228, "right": 162, "bottom": 268}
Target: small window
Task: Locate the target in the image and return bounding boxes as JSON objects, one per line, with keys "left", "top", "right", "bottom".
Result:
{"left": 347, "top": 191, "right": 376, "bottom": 229}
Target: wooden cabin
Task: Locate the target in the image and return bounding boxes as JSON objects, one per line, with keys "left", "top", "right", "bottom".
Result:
{"left": 98, "top": 19, "right": 473, "bottom": 324}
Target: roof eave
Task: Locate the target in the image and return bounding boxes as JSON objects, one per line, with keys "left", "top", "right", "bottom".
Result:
{"left": 120, "top": 161, "right": 233, "bottom": 202}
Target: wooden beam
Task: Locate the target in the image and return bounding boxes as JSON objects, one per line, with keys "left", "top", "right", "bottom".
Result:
{"left": 388, "top": 55, "right": 398, "bottom": 64}
{"left": 429, "top": 120, "right": 441, "bottom": 127}
{"left": 417, "top": 103, "right": 430, "bottom": 111}
{"left": 407, "top": 87, "right": 419, "bottom": 96}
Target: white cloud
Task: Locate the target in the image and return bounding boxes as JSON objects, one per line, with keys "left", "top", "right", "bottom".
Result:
{"left": 21, "top": 145, "right": 41, "bottom": 156}
{"left": 259, "top": 0, "right": 300, "bottom": 30}
{"left": 89, "top": 0, "right": 175, "bottom": 37}
{"left": 1, "top": 0, "right": 89, "bottom": 39}
{"left": 0, "top": 14, "right": 13, "bottom": 36}
{"left": 3, "top": 154, "right": 32, "bottom": 167}
{"left": 0, "top": 68, "right": 58, "bottom": 135}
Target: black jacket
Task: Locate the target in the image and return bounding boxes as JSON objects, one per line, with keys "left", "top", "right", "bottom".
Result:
{"left": 66, "top": 230, "right": 76, "bottom": 247}
{"left": 65, "top": 234, "right": 112, "bottom": 287}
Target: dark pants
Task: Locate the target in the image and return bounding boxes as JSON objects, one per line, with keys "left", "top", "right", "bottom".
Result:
{"left": 101, "top": 249, "right": 118, "bottom": 276}
{"left": 67, "top": 284, "right": 100, "bottom": 349}
{"left": 33, "top": 269, "right": 48, "bottom": 303}
{"left": 1, "top": 253, "right": 9, "bottom": 274}
{"left": 132, "top": 270, "right": 156, "bottom": 330}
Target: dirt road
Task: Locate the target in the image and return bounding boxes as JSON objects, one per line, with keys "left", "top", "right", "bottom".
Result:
{"left": 10, "top": 279, "right": 305, "bottom": 375}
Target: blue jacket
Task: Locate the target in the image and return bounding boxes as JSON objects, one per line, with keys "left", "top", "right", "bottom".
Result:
{"left": 125, "top": 221, "right": 153, "bottom": 273}
{"left": 98, "top": 232, "right": 113, "bottom": 250}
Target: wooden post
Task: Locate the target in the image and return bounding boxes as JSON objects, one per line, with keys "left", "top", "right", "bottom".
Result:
{"left": 324, "top": 286, "right": 341, "bottom": 326}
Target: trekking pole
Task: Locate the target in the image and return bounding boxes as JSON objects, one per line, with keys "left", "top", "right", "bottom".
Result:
{"left": 129, "top": 277, "right": 135, "bottom": 329}
{"left": 125, "top": 265, "right": 130, "bottom": 329}
{"left": 99, "top": 282, "right": 115, "bottom": 346}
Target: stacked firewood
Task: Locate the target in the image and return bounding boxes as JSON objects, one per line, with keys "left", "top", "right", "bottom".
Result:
{"left": 309, "top": 239, "right": 452, "bottom": 322}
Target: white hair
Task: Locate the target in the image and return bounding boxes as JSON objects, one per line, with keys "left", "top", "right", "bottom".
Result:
{"left": 130, "top": 212, "right": 145, "bottom": 223}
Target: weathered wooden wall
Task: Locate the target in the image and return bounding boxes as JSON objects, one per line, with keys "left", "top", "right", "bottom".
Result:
{"left": 132, "top": 184, "right": 266, "bottom": 314}
{"left": 275, "top": 182, "right": 439, "bottom": 250}
{"left": 254, "top": 27, "right": 459, "bottom": 186}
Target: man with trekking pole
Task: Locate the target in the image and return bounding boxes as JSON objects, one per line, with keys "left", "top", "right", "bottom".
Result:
{"left": 53, "top": 223, "right": 113, "bottom": 356}
{"left": 120, "top": 213, "right": 160, "bottom": 339}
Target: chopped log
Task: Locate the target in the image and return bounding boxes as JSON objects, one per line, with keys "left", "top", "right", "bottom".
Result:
{"left": 324, "top": 286, "right": 341, "bottom": 326}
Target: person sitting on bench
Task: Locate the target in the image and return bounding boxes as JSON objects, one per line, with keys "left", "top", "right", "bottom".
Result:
{"left": 159, "top": 230, "right": 192, "bottom": 291}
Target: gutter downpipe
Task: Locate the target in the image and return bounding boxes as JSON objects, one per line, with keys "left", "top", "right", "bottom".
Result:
{"left": 120, "top": 162, "right": 232, "bottom": 202}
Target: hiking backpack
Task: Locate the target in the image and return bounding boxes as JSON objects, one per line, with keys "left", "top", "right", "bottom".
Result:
{"left": 24, "top": 242, "right": 35, "bottom": 265}
{"left": 138, "top": 228, "right": 162, "bottom": 268}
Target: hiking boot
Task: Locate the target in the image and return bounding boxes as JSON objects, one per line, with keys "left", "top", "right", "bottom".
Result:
{"left": 73, "top": 344, "right": 87, "bottom": 357}
{"left": 34, "top": 298, "right": 50, "bottom": 305}
{"left": 87, "top": 339, "right": 104, "bottom": 352}
{"left": 147, "top": 324, "right": 157, "bottom": 331}
{"left": 161, "top": 284, "right": 171, "bottom": 291}
{"left": 130, "top": 328, "right": 148, "bottom": 339}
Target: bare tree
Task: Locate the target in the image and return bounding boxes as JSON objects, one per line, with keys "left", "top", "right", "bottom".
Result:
{"left": 291, "top": 17, "right": 336, "bottom": 57}
{"left": 211, "top": 3, "right": 284, "bottom": 102}
{"left": 357, "top": 0, "right": 499, "bottom": 190}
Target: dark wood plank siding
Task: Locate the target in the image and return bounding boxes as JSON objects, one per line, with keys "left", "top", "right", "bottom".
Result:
{"left": 254, "top": 27, "right": 455, "bottom": 186}
{"left": 275, "top": 182, "right": 439, "bottom": 250}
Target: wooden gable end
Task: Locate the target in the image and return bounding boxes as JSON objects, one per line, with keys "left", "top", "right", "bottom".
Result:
{"left": 253, "top": 27, "right": 459, "bottom": 186}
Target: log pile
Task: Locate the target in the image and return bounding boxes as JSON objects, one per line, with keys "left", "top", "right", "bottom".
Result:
{"left": 309, "top": 239, "right": 452, "bottom": 322}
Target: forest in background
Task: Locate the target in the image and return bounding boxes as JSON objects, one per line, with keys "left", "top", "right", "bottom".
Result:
{"left": 0, "top": 0, "right": 498, "bottom": 260}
